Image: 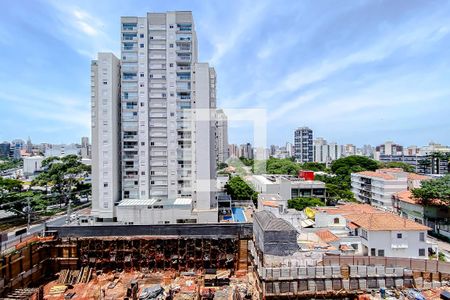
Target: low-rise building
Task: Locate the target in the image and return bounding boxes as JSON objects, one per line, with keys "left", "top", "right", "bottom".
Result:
{"left": 392, "top": 190, "right": 450, "bottom": 239}
{"left": 248, "top": 174, "right": 326, "bottom": 201}
{"left": 315, "top": 203, "right": 437, "bottom": 259}
{"left": 116, "top": 198, "right": 218, "bottom": 225}
{"left": 23, "top": 156, "right": 44, "bottom": 176}
{"left": 351, "top": 169, "right": 408, "bottom": 210}
{"left": 345, "top": 212, "right": 433, "bottom": 259}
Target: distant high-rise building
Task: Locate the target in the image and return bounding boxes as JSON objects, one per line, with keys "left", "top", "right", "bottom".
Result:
{"left": 26, "top": 137, "right": 33, "bottom": 154}
{"left": 294, "top": 127, "right": 313, "bottom": 163}
{"left": 90, "top": 53, "right": 121, "bottom": 221}
{"left": 240, "top": 143, "right": 254, "bottom": 159}
{"left": 228, "top": 144, "right": 239, "bottom": 158}
{"left": 81, "top": 136, "right": 91, "bottom": 159}
{"left": 0, "top": 142, "right": 10, "bottom": 159}
{"left": 374, "top": 141, "right": 403, "bottom": 160}
{"left": 215, "top": 109, "right": 229, "bottom": 163}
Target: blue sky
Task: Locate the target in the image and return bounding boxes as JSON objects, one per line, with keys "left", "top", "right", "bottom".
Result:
{"left": 1, "top": 0, "right": 449, "bottom": 147}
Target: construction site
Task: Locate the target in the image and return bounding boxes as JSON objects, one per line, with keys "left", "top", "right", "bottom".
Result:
{"left": 1, "top": 221, "right": 450, "bottom": 299}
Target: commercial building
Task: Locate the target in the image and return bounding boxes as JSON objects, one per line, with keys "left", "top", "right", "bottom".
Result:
{"left": 90, "top": 53, "right": 122, "bottom": 221}
{"left": 294, "top": 127, "right": 313, "bottom": 162}
{"left": 379, "top": 154, "right": 449, "bottom": 175}
{"left": 90, "top": 12, "right": 217, "bottom": 224}
{"left": 80, "top": 137, "right": 91, "bottom": 159}
{"left": 215, "top": 109, "right": 229, "bottom": 164}
{"left": 239, "top": 143, "right": 253, "bottom": 159}
{"left": 247, "top": 174, "right": 326, "bottom": 201}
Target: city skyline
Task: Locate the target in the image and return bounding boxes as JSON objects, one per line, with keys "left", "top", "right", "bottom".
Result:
{"left": 1, "top": 1, "right": 450, "bottom": 146}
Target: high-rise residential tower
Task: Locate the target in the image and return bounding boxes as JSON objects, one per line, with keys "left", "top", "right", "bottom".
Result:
{"left": 294, "top": 127, "right": 313, "bottom": 163}
{"left": 91, "top": 12, "right": 217, "bottom": 224}
{"left": 91, "top": 53, "right": 121, "bottom": 221}
{"left": 215, "top": 109, "right": 229, "bottom": 164}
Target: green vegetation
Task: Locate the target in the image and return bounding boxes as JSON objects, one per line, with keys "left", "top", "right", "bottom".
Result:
{"left": 0, "top": 158, "right": 22, "bottom": 171}
{"left": 217, "top": 162, "right": 228, "bottom": 170}
{"left": 239, "top": 157, "right": 254, "bottom": 167}
{"left": 288, "top": 197, "right": 324, "bottom": 211}
{"left": 224, "top": 176, "right": 258, "bottom": 205}
{"left": 252, "top": 158, "right": 327, "bottom": 175}
{"left": 411, "top": 175, "right": 450, "bottom": 205}
{"left": 33, "top": 155, "right": 91, "bottom": 206}
{"left": 380, "top": 161, "right": 415, "bottom": 172}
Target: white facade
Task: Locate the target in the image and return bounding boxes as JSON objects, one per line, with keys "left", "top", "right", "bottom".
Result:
{"left": 248, "top": 174, "right": 326, "bottom": 201}
{"left": 351, "top": 170, "right": 408, "bottom": 210}
{"left": 91, "top": 53, "right": 121, "bottom": 221}
{"left": 215, "top": 109, "right": 229, "bottom": 163}
{"left": 91, "top": 12, "right": 217, "bottom": 224}
{"left": 23, "top": 156, "right": 44, "bottom": 175}
{"left": 359, "top": 230, "right": 431, "bottom": 259}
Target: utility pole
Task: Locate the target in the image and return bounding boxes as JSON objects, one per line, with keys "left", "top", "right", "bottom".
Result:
{"left": 27, "top": 196, "right": 31, "bottom": 232}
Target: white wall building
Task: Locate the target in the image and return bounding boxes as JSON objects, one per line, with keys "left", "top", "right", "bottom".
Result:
{"left": 351, "top": 168, "right": 429, "bottom": 211}
{"left": 215, "top": 109, "right": 229, "bottom": 164}
{"left": 23, "top": 156, "right": 44, "bottom": 176}
{"left": 351, "top": 169, "right": 408, "bottom": 210}
{"left": 91, "top": 12, "right": 217, "bottom": 224}
{"left": 91, "top": 53, "right": 121, "bottom": 221}
{"left": 247, "top": 174, "right": 326, "bottom": 201}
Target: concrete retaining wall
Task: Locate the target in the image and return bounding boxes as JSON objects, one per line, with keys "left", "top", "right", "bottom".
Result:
{"left": 47, "top": 223, "right": 253, "bottom": 239}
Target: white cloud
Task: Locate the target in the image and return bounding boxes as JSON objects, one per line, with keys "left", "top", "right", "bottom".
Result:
{"left": 205, "top": 1, "right": 269, "bottom": 65}
{"left": 44, "top": 0, "right": 117, "bottom": 57}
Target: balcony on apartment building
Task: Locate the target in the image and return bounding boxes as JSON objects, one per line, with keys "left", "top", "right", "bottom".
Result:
{"left": 122, "top": 23, "right": 137, "bottom": 31}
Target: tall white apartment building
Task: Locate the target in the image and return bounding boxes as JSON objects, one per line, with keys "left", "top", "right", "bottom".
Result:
{"left": 216, "top": 109, "right": 229, "bottom": 164}
{"left": 91, "top": 12, "right": 217, "bottom": 224}
{"left": 91, "top": 53, "right": 121, "bottom": 221}
{"left": 313, "top": 138, "right": 342, "bottom": 163}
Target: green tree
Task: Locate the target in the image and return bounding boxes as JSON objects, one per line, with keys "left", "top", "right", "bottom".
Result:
{"left": 239, "top": 157, "right": 254, "bottom": 167}
{"left": 300, "top": 162, "right": 327, "bottom": 172}
{"left": 224, "top": 176, "right": 258, "bottom": 205}
{"left": 32, "top": 155, "right": 91, "bottom": 206}
{"left": 0, "top": 158, "right": 22, "bottom": 172}
{"left": 288, "top": 197, "right": 324, "bottom": 211}
{"left": 331, "top": 155, "right": 380, "bottom": 176}
{"left": 411, "top": 175, "right": 450, "bottom": 205}
{"left": 381, "top": 162, "right": 415, "bottom": 172}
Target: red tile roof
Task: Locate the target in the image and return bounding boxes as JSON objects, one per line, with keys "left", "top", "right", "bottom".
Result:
{"left": 315, "top": 229, "right": 340, "bottom": 243}
{"left": 316, "top": 203, "right": 379, "bottom": 215}
{"left": 345, "top": 212, "right": 430, "bottom": 231}
{"left": 355, "top": 171, "right": 397, "bottom": 180}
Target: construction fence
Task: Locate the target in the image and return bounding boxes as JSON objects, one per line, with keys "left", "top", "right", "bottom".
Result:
{"left": 322, "top": 255, "right": 450, "bottom": 274}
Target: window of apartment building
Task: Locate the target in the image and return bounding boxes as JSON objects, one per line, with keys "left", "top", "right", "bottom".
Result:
{"left": 169, "top": 25, "right": 174, "bottom": 28}
{"left": 141, "top": 171, "right": 145, "bottom": 175}
{"left": 169, "top": 63, "right": 174, "bottom": 67}
{"left": 361, "top": 229, "right": 368, "bottom": 240}
{"left": 370, "top": 248, "right": 376, "bottom": 256}
{"left": 103, "top": 81, "right": 107, "bottom": 85}
{"left": 397, "top": 233, "right": 402, "bottom": 239}
{"left": 377, "top": 249, "right": 385, "bottom": 257}
{"left": 140, "top": 73, "right": 144, "bottom": 77}
{"left": 333, "top": 218, "right": 339, "bottom": 224}
{"left": 169, "top": 43, "right": 174, "bottom": 48}
{"left": 419, "top": 232, "right": 425, "bottom": 241}
{"left": 139, "top": 33, "right": 144, "bottom": 38}
{"left": 103, "top": 183, "right": 108, "bottom": 187}
{"left": 419, "top": 249, "right": 425, "bottom": 256}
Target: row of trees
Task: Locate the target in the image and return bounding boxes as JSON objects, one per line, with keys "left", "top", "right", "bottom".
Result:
{"left": 0, "top": 155, "right": 91, "bottom": 219}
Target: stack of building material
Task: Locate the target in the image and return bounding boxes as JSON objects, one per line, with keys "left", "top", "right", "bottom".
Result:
{"left": 49, "top": 285, "right": 67, "bottom": 295}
